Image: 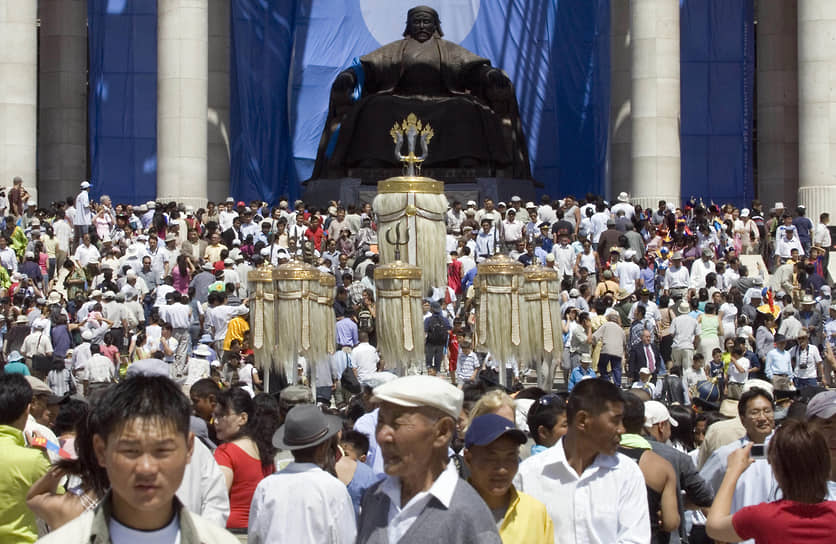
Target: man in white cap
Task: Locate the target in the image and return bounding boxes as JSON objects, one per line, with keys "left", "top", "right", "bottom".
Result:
{"left": 74, "top": 180, "right": 93, "bottom": 242}
{"left": 356, "top": 375, "right": 501, "bottom": 544}
{"left": 663, "top": 251, "right": 690, "bottom": 300}
{"left": 690, "top": 247, "right": 716, "bottom": 290}
{"left": 612, "top": 192, "right": 634, "bottom": 220}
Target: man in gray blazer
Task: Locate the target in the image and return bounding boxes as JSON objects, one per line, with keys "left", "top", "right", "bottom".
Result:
{"left": 355, "top": 375, "right": 501, "bottom": 544}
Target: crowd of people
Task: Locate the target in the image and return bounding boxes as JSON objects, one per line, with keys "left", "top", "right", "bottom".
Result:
{"left": 0, "top": 177, "right": 834, "bottom": 543}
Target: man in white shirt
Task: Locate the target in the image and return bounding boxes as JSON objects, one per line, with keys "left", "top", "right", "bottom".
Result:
{"left": 73, "top": 233, "right": 100, "bottom": 268}
{"left": 74, "top": 180, "right": 93, "bottom": 241}
{"left": 352, "top": 331, "right": 380, "bottom": 385}
{"left": 0, "top": 235, "right": 17, "bottom": 274}
{"left": 552, "top": 235, "right": 575, "bottom": 280}
{"left": 474, "top": 219, "right": 496, "bottom": 262}
{"left": 204, "top": 293, "right": 249, "bottom": 352}
{"left": 690, "top": 248, "right": 716, "bottom": 289}
{"left": 515, "top": 378, "right": 650, "bottom": 543}
{"left": 611, "top": 192, "right": 635, "bottom": 220}
{"left": 617, "top": 250, "right": 641, "bottom": 295}
{"left": 663, "top": 251, "right": 690, "bottom": 298}
{"left": 217, "top": 203, "right": 237, "bottom": 232}
{"left": 501, "top": 208, "right": 523, "bottom": 249}
{"left": 699, "top": 387, "right": 776, "bottom": 515}
{"left": 814, "top": 212, "right": 831, "bottom": 250}
{"left": 249, "top": 405, "right": 356, "bottom": 544}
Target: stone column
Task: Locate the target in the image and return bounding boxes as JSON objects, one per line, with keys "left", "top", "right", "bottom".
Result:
{"left": 207, "top": 0, "right": 231, "bottom": 202}
{"left": 797, "top": 0, "right": 836, "bottom": 222}
{"left": 630, "top": 0, "right": 680, "bottom": 210}
{"left": 38, "top": 0, "right": 88, "bottom": 206}
{"left": 609, "top": 0, "right": 632, "bottom": 200}
{"left": 757, "top": 0, "right": 799, "bottom": 212}
{"left": 0, "top": 1, "right": 38, "bottom": 201}
{"left": 157, "top": 0, "right": 208, "bottom": 208}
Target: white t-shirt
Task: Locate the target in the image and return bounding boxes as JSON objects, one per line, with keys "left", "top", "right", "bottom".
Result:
{"left": 109, "top": 513, "right": 180, "bottom": 543}
{"left": 727, "top": 356, "right": 750, "bottom": 384}
{"left": 791, "top": 344, "right": 822, "bottom": 380}
{"left": 75, "top": 190, "right": 92, "bottom": 226}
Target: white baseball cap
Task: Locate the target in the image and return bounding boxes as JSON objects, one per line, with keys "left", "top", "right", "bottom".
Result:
{"left": 644, "top": 400, "right": 678, "bottom": 427}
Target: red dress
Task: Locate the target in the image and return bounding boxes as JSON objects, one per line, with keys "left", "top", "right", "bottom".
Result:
{"left": 214, "top": 442, "right": 274, "bottom": 529}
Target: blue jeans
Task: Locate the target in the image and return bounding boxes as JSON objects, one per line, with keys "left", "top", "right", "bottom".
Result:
{"left": 598, "top": 354, "right": 623, "bottom": 387}
{"left": 795, "top": 377, "right": 818, "bottom": 389}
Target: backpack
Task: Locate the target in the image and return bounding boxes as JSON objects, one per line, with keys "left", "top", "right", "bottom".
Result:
{"left": 358, "top": 308, "right": 374, "bottom": 332}
{"left": 426, "top": 314, "right": 449, "bottom": 345}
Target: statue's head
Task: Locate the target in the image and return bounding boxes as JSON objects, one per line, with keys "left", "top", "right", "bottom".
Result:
{"left": 403, "top": 5, "right": 443, "bottom": 42}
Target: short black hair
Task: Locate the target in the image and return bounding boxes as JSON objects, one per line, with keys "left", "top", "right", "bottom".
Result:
{"left": 527, "top": 394, "right": 566, "bottom": 445}
{"left": 0, "top": 373, "right": 32, "bottom": 425}
{"left": 567, "top": 378, "right": 623, "bottom": 425}
{"left": 341, "top": 429, "right": 370, "bottom": 457}
{"left": 738, "top": 387, "right": 774, "bottom": 419}
{"left": 53, "top": 398, "right": 90, "bottom": 437}
{"left": 620, "top": 391, "right": 646, "bottom": 434}
{"left": 94, "top": 375, "right": 192, "bottom": 441}
{"left": 189, "top": 378, "right": 220, "bottom": 399}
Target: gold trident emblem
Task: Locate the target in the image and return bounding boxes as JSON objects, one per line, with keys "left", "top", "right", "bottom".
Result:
{"left": 390, "top": 113, "right": 434, "bottom": 177}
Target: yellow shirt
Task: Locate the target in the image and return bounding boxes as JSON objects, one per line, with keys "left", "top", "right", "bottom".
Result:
{"left": 478, "top": 485, "right": 555, "bottom": 544}
{"left": 0, "top": 425, "right": 51, "bottom": 543}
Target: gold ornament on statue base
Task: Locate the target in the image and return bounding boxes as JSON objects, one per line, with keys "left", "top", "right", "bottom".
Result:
{"left": 374, "top": 224, "right": 425, "bottom": 376}
{"left": 248, "top": 262, "right": 277, "bottom": 383}
{"left": 273, "top": 260, "right": 321, "bottom": 386}
{"left": 475, "top": 254, "right": 526, "bottom": 387}
{"left": 520, "top": 265, "right": 563, "bottom": 391}
{"left": 374, "top": 113, "right": 448, "bottom": 293}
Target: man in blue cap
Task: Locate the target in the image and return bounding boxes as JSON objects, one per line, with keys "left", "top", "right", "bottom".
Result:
{"left": 464, "top": 414, "right": 554, "bottom": 543}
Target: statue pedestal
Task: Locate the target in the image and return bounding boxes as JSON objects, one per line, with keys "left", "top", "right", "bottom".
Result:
{"left": 303, "top": 176, "right": 538, "bottom": 208}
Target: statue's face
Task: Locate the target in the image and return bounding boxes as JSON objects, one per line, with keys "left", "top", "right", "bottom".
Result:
{"left": 408, "top": 11, "right": 436, "bottom": 42}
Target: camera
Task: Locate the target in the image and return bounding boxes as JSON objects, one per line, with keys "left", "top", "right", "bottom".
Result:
{"left": 750, "top": 444, "right": 766, "bottom": 460}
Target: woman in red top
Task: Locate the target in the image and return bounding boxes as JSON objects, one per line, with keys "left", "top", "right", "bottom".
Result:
{"left": 304, "top": 215, "right": 326, "bottom": 251}
{"left": 213, "top": 388, "right": 279, "bottom": 531}
{"left": 707, "top": 420, "right": 836, "bottom": 543}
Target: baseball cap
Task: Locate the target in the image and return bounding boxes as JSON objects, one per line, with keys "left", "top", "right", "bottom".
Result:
{"left": 644, "top": 400, "right": 678, "bottom": 427}
{"left": 464, "top": 413, "right": 526, "bottom": 449}
{"left": 806, "top": 391, "right": 836, "bottom": 419}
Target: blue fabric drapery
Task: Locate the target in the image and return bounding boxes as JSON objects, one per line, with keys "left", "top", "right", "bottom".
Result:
{"left": 87, "top": 0, "right": 158, "bottom": 204}
{"left": 680, "top": 0, "right": 754, "bottom": 208}
{"left": 229, "top": 0, "right": 298, "bottom": 203}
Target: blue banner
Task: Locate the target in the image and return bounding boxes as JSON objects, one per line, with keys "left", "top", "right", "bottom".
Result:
{"left": 229, "top": 0, "right": 298, "bottom": 203}
{"left": 87, "top": 0, "right": 158, "bottom": 204}
{"left": 680, "top": 0, "right": 754, "bottom": 208}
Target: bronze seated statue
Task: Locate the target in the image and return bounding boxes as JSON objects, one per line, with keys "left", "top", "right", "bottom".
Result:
{"left": 310, "top": 6, "right": 532, "bottom": 182}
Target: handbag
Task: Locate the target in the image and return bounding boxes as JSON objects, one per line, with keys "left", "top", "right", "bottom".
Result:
{"left": 340, "top": 353, "right": 361, "bottom": 394}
